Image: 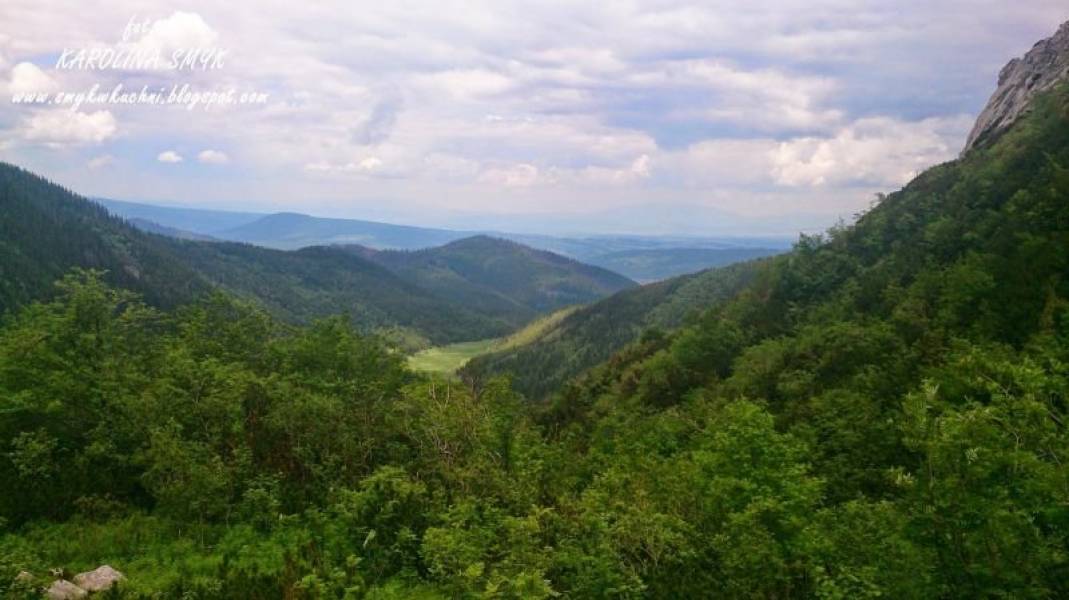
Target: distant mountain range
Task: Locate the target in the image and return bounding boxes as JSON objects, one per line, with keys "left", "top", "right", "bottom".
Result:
{"left": 95, "top": 198, "right": 266, "bottom": 234}
{"left": 219, "top": 211, "right": 469, "bottom": 250}
{"left": 96, "top": 198, "right": 788, "bottom": 282}
{"left": 0, "top": 164, "right": 633, "bottom": 346}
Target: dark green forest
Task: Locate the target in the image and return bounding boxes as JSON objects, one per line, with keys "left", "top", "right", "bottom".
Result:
{"left": 2, "top": 78, "right": 1069, "bottom": 600}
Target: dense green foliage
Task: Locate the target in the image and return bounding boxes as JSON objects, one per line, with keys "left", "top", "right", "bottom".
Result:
{"left": 3, "top": 81, "right": 1069, "bottom": 600}
{"left": 5, "top": 275, "right": 1064, "bottom": 598}
{"left": 0, "top": 274, "right": 608, "bottom": 598}
{"left": 530, "top": 83, "right": 1069, "bottom": 595}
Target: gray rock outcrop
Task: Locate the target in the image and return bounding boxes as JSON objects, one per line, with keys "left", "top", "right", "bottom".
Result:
{"left": 962, "top": 21, "right": 1069, "bottom": 155}
{"left": 72, "top": 565, "right": 125, "bottom": 592}
{"left": 46, "top": 579, "right": 87, "bottom": 600}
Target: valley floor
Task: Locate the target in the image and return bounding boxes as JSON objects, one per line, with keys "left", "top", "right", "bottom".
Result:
{"left": 407, "top": 338, "right": 499, "bottom": 375}
{"left": 407, "top": 306, "right": 581, "bottom": 376}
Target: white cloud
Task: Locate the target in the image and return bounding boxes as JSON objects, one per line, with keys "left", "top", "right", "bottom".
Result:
{"left": 421, "top": 153, "right": 482, "bottom": 181}
{"left": 630, "top": 154, "right": 650, "bottom": 178}
{"left": 546, "top": 154, "right": 653, "bottom": 187}
{"left": 136, "top": 12, "right": 219, "bottom": 53}
{"left": 527, "top": 46, "right": 626, "bottom": 76}
{"left": 478, "top": 163, "right": 539, "bottom": 187}
{"left": 417, "top": 68, "right": 514, "bottom": 99}
{"left": 356, "top": 156, "right": 383, "bottom": 171}
{"left": 87, "top": 154, "right": 114, "bottom": 169}
{"left": 663, "top": 139, "right": 777, "bottom": 188}
{"left": 770, "top": 115, "right": 974, "bottom": 187}
{"left": 197, "top": 149, "right": 229, "bottom": 164}
{"left": 655, "top": 59, "right": 844, "bottom": 131}
{"left": 20, "top": 109, "right": 117, "bottom": 146}
{"left": 304, "top": 156, "right": 383, "bottom": 174}
{"left": 157, "top": 150, "right": 183, "bottom": 163}
{"left": 7, "top": 62, "right": 57, "bottom": 94}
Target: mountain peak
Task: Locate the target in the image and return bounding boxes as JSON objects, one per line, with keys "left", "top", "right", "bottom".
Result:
{"left": 442, "top": 234, "right": 517, "bottom": 249}
{"left": 962, "top": 20, "right": 1069, "bottom": 155}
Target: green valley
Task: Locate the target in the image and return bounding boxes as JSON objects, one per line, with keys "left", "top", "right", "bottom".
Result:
{"left": 408, "top": 338, "right": 500, "bottom": 375}
{"left": 2, "top": 16, "right": 1069, "bottom": 600}
{"left": 408, "top": 307, "right": 582, "bottom": 376}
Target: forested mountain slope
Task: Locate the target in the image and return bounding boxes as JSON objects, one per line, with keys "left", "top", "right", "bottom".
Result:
{"left": 169, "top": 241, "right": 512, "bottom": 343}
{"left": 0, "top": 166, "right": 213, "bottom": 312}
{"left": 353, "top": 236, "right": 636, "bottom": 327}
{"left": 463, "top": 258, "right": 764, "bottom": 398}
{"left": 0, "top": 165, "right": 510, "bottom": 343}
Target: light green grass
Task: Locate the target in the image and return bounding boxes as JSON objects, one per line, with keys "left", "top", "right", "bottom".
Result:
{"left": 497, "top": 305, "right": 579, "bottom": 351}
{"left": 408, "top": 338, "right": 501, "bottom": 375}
{"left": 407, "top": 306, "right": 583, "bottom": 376}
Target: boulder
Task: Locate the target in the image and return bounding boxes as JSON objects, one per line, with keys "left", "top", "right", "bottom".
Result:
{"left": 46, "top": 579, "right": 87, "bottom": 600}
{"left": 72, "top": 565, "right": 125, "bottom": 592}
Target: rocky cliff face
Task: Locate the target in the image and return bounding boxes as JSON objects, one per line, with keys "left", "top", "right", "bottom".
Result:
{"left": 962, "top": 20, "right": 1069, "bottom": 155}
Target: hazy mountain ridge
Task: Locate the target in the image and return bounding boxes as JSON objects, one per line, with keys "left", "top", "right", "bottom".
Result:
{"left": 128, "top": 218, "right": 218, "bottom": 242}
{"left": 584, "top": 246, "right": 781, "bottom": 282}
{"left": 100, "top": 199, "right": 792, "bottom": 281}
{"left": 217, "top": 211, "right": 469, "bottom": 250}
{"left": 96, "top": 198, "right": 265, "bottom": 233}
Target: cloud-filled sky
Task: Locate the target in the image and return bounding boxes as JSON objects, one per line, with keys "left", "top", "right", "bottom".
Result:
{"left": 0, "top": 1, "right": 1066, "bottom": 235}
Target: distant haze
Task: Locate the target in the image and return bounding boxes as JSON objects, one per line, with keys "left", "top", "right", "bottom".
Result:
{"left": 97, "top": 198, "right": 790, "bottom": 282}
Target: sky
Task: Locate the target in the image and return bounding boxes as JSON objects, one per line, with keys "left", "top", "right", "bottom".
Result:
{"left": 0, "top": 1, "right": 1066, "bottom": 236}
